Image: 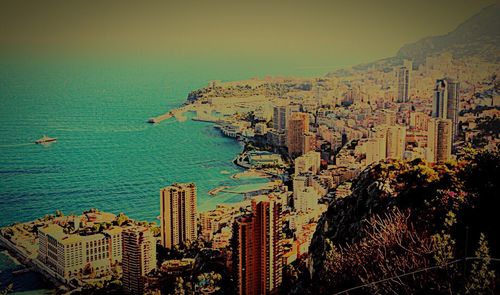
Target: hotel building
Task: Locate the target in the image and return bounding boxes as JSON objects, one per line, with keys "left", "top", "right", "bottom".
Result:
{"left": 38, "top": 222, "right": 122, "bottom": 281}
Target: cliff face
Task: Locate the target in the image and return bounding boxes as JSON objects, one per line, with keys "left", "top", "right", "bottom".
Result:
{"left": 396, "top": 4, "right": 500, "bottom": 65}
{"left": 301, "top": 151, "right": 500, "bottom": 294}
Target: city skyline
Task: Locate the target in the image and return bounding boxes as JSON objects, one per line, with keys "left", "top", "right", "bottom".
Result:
{"left": 0, "top": 1, "right": 499, "bottom": 294}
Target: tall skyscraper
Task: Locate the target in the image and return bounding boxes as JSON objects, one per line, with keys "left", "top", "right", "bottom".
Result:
{"left": 433, "top": 78, "right": 460, "bottom": 139}
{"left": 122, "top": 226, "right": 156, "bottom": 295}
{"left": 287, "top": 112, "right": 309, "bottom": 158}
{"left": 427, "top": 118, "right": 452, "bottom": 163}
{"left": 232, "top": 197, "right": 283, "bottom": 295}
{"left": 433, "top": 79, "right": 448, "bottom": 118}
{"left": 160, "top": 183, "right": 197, "bottom": 249}
{"left": 397, "top": 66, "right": 410, "bottom": 103}
{"left": 273, "top": 105, "right": 291, "bottom": 132}
{"left": 445, "top": 78, "right": 460, "bottom": 140}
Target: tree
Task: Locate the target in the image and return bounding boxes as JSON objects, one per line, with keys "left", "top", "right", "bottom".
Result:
{"left": 466, "top": 233, "right": 496, "bottom": 294}
{"left": 0, "top": 282, "right": 13, "bottom": 295}
{"left": 113, "top": 213, "right": 130, "bottom": 226}
{"left": 174, "top": 277, "right": 185, "bottom": 295}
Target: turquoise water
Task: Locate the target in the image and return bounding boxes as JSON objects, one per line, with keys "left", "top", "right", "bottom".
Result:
{"left": 0, "top": 250, "right": 53, "bottom": 294}
{"left": 0, "top": 57, "right": 330, "bottom": 292}
{"left": 0, "top": 57, "right": 327, "bottom": 227}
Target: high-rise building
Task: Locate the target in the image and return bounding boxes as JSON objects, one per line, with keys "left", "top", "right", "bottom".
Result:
{"left": 397, "top": 65, "right": 410, "bottom": 102}
{"left": 302, "top": 132, "right": 316, "bottom": 154}
{"left": 293, "top": 174, "right": 310, "bottom": 200}
{"left": 386, "top": 125, "right": 406, "bottom": 160}
{"left": 445, "top": 78, "right": 460, "bottom": 140}
{"left": 287, "top": 112, "right": 309, "bottom": 158}
{"left": 366, "top": 125, "right": 406, "bottom": 162}
{"left": 365, "top": 137, "right": 386, "bottom": 164}
{"left": 232, "top": 196, "right": 283, "bottom": 295}
{"left": 427, "top": 118, "right": 452, "bottom": 163}
{"left": 433, "top": 79, "right": 448, "bottom": 118}
{"left": 409, "top": 112, "right": 430, "bottom": 131}
{"left": 368, "top": 125, "right": 388, "bottom": 161}
{"left": 122, "top": 226, "right": 156, "bottom": 295}
{"left": 294, "top": 186, "right": 319, "bottom": 213}
{"left": 160, "top": 183, "right": 197, "bottom": 249}
{"left": 273, "top": 105, "right": 291, "bottom": 132}
{"left": 433, "top": 78, "right": 460, "bottom": 140}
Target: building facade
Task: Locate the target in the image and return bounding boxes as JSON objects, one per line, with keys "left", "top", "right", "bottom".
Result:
{"left": 386, "top": 125, "right": 406, "bottom": 160}
{"left": 160, "top": 183, "right": 197, "bottom": 249}
{"left": 122, "top": 226, "right": 156, "bottom": 295}
{"left": 433, "top": 78, "right": 460, "bottom": 142}
{"left": 38, "top": 223, "right": 122, "bottom": 281}
{"left": 232, "top": 197, "right": 283, "bottom": 295}
{"left": 445, "top": 78, "right": 460, "bottom": 140}
{"left": 427, "top": 118, "right": 452, "bottom": 163}
{"left": 397, "top": 66, "right": 410, "bottom": 102}
{"left": 433, "top": 79, "right": 448, "bottom": 118}
{"left": 287, "top": 112, "right": 309, "bottom": 158}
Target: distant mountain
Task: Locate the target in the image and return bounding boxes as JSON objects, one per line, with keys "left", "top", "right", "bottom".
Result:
{"left": 326, "top": 3, "right": 500, "bottom": 76}
{"left": 396, "top": 3, "right": 500, "bottom": 65}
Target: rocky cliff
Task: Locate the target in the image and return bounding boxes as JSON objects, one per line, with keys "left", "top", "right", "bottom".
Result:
{"left": 295, "top": 150, "right": 500, "bottom": 294}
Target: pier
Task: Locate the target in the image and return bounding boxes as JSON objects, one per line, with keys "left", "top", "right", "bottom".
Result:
{"left": 147, "top": 111, "right": 173, "bottom": 124}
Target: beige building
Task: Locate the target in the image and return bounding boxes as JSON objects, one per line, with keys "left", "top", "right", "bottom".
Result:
{"left": 122, "top": 226, "right": 156, "bottom": 295}
{"left": 380, "top": 109, "right": 397, "bottom": 126}
{"left": 409, "top": 112, "right": 430, "bottom": 131}
{"left": 295, "top": 151, "right": 321, "bottom": 175}
{"left": 386, "top": 125, "right": 406, "bottom": 160}
{"left": 160, "top": 183, "right": 197, "bottom": 249}
{"left": 427, "top": 118, "right": 453, "bottom": 163}
{"left": 287, "top": 112, "right": 309, "bottom": 158}
{"left": 38, "top": 223, "right": 122, "bottom": 281}
{"left": 302, "top": 132, "right": 316, "bottom": 155}
{"left": 365, "top": 124, "right": 406, "bottom": 163}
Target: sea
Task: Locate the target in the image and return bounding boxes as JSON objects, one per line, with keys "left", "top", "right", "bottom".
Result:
{"left": 0, "top": 56, "right": 331, "bottom": 293}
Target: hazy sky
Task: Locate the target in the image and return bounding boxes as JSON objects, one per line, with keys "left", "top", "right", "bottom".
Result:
{"left": 0, "top": 0, "right": 496, "bottom": 65}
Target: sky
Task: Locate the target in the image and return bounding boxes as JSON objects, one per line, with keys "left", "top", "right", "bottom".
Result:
{"left": 0, "top": 0, "right": 496, "bottom": 67}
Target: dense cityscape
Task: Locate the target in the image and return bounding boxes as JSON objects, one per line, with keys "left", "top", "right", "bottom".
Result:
{"left": 1, "top": 1, "right": 499, "bottom": 295}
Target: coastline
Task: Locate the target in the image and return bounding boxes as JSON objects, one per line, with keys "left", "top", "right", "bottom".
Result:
{"left": 0, "top": 234, "right": 66, "bottom": 294}
{"left": 1, "top": 248, "right": 21, "bottom": 266}
{"left": 149, "top": 101, "right": 282, "bottom": 207}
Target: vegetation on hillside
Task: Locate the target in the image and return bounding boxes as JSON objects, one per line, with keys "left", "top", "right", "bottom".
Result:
{"left": 289, "top": 150, "right": 500, "bottom": 294}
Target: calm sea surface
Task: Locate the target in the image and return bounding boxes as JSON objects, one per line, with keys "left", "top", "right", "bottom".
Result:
{"left": 0, "top": 57, "right": 329, "bottom": 293}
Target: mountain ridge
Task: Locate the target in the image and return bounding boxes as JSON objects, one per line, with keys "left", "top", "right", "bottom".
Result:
{"left": 396, "top": 3, "right": 500, "bottom": 65}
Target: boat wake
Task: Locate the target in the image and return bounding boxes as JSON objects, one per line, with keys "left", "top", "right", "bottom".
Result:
{"left": 0, "top": 143, "right": 34, "bottom": 148}
{"left": 54, "top": 126, "right": 149, "bottom": 133}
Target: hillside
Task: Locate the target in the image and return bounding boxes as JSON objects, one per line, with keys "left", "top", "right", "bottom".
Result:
{"left": 396, "top": 3, "right": 500, "bottom": 65}
{"left": 289, "top": 150, "right": 500, "bottom": 294}
{"left": 327, "top": 3, "right": 500, "bottom": 75}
